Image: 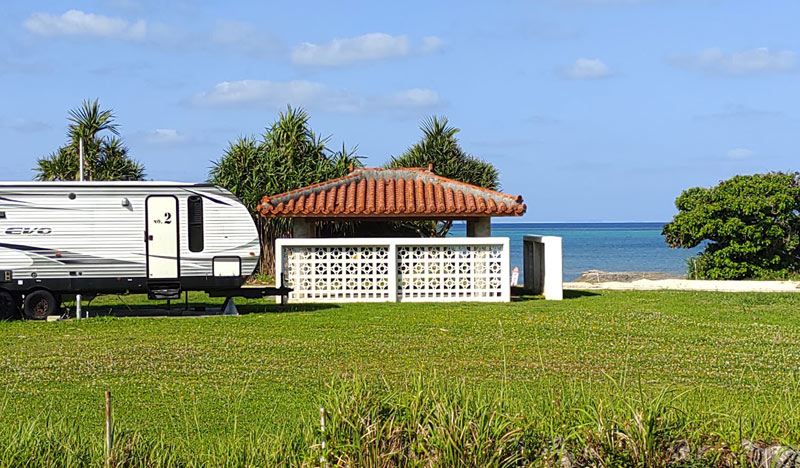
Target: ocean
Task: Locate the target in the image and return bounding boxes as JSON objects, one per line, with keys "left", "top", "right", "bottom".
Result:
{"left": 448, "top": 222, "right": 703, "bottom": 281}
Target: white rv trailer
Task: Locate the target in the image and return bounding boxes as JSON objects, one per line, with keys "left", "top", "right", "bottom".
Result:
{"left": 0, "top": 181, "right": 287, "bottom": 320}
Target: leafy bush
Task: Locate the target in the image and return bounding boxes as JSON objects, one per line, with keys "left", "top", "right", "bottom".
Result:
{"left": 663, "top": 172, "right": 800, "bottom": 279}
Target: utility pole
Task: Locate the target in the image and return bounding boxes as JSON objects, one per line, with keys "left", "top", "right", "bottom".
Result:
{"left": 76, "top": 138, "right": 84, "bottom": 319}
{"left": 79, "top": 137, "right": 85, "bottom": 182}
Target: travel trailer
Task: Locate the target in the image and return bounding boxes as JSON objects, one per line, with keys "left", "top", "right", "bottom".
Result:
{"left": 0, "top": 182, "right": 286, "bottom": 319}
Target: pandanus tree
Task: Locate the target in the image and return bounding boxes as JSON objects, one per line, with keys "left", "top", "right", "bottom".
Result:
{"left": 209, "top": 106, "right": 361, "bottom": 274}
{"left": 385, "top": 116, "right": 500, "bottom": 237}
{"left": 35, "top": 99, "right": 145, "bottom": 181}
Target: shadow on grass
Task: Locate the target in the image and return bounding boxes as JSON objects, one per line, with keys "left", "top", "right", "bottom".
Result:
{"left": 66, "top": 301, "right": 338, "bottom": 318}
{"left": 511, "top": 286, "right": 600, "bottom": 301}
{"left": 563, "top": 290, "right": 600, "bottom": 299}
{"left": 238, "top": 303, "right": 338, "bottom": 315}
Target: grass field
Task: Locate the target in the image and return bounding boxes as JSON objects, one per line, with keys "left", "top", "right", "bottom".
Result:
{"left": 2, "top": 290, "right": 800, "bottom": 466}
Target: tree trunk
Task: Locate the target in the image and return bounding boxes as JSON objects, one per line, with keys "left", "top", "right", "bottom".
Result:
{"left": 258, "top": 219, "right": 276, "bottom": 278}
{"left": 260, "top": 233, "right": 276, "bottom": 277}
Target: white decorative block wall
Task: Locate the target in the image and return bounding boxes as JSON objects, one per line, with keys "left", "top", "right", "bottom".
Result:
{"left": 276, "top": 238, "right": 510, "bottom": 303}
{"left": 283, "top": 246, "right": 392, "bottom": 302}
{"left": 397, "top": 245, "right": 505, "bottom": 301}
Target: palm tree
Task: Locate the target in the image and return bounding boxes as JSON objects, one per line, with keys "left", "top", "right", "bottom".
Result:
{"left": 209, "top": 106, "right": 361, "bottom": 273}
{"left": 388, "top": 116, "right": 499, "bottom": 190}
{"left": 34, "top": 99, "right": 145, "bottom": 181}
{"left": 92, "top": 137, "right": 145, "bottom": 181}
{"left": 385, "top": 116, "right": 500, "bottom": 236}
{"left": 67, "top": 98, "right": 119, "bottom": 143}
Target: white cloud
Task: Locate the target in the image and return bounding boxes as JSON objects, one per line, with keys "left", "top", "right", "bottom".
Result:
{"left": 671, "top": 47, "right": 796, "bottom": 75}
{"left": 727, "top": 148, "right": 754, "bottom": 159}
{"left": 559, "top": 58, "right": 612, "bottom": 79}
{"left": 23, "top": 9, "right": 147, "bottom": 40}
{"left": 146, "top": 129, "right": 186, "bottom": 144}
{"left": 388, "top": 89, "right": 441, "bottom": 108}
{"left": 291, "top": 33, "right": 411, "bottom": 66}
{"left": 21, "top": 11, "right": 281, "bottom": 57}
{"left": 193, "top": 80, "right": 442, "bottom": 114}
{"left": 421, "top": 36, "right": 444, "bottom": 53}
{"left": 195, "top": 80, "right": 329, "bottom": 107}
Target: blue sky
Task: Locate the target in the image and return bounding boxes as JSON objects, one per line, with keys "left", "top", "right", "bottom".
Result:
{"left": 0, "top": 0, "right": 798, "bottom": 222}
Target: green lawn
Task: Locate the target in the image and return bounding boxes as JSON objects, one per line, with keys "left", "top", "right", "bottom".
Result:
{"left": 2, "top": 290, "right": 800, "bottom": 465}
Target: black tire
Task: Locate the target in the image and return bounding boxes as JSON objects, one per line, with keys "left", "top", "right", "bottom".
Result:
{"left": 0, "top": 291, "right": 18, "bottom": 320}
{"left": 23, "top": 290, "right": 58, "bottom": 320}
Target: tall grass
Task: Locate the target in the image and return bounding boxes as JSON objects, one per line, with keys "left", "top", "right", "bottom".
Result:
{"left": 320, "top": 377, "right": 734, "bottom": 467}
{"left": 2, "top": 375, "right": 798, "bottom": 467}
{"left": 320, "top": 376, "right": 542, "bottom": 467}
{"left": 0, "top": 417, "right": 306, "bottom": 468}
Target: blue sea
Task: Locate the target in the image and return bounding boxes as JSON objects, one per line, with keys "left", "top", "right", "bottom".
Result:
{"left": 449, "top": 222, "right": 703, "bottom": 281}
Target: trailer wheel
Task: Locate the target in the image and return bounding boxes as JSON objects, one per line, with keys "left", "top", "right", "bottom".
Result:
{"left": 0, "top": 291, "right": 18, "bottom": 320}
{"left": 23, "top": 290, "right": 58, "bottom": 320}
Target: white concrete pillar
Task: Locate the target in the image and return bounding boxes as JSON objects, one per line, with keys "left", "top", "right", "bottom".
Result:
{"left": 523, "top": 235, "right": 563, "bottom": 300}
{"left": 466, "top": 218, "right": 491, "bottom": 237}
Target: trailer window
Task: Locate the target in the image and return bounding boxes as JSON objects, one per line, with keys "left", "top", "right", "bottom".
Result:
{"left": 187, "top": 196, "right": 204, "bottom": 252}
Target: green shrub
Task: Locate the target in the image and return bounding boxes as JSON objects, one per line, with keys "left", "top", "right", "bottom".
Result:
{"left": 664, "top": 172, "right": 800, "bottom": 279}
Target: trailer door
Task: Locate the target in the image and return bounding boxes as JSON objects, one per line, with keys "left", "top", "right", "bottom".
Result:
{"left": 146, "top": 196, "right": 179, "bottom": 280}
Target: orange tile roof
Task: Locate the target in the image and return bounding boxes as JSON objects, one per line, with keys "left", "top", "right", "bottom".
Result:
{"left": 258, "top": 167, "right": 526, "bottom": 218}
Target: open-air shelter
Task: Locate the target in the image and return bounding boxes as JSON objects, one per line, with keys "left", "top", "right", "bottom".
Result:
{"left": 259, "top": 166, "right": 526, "bottom": 236}
{"left": 259, "top": 167, "right": 528, "bottom": 303}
